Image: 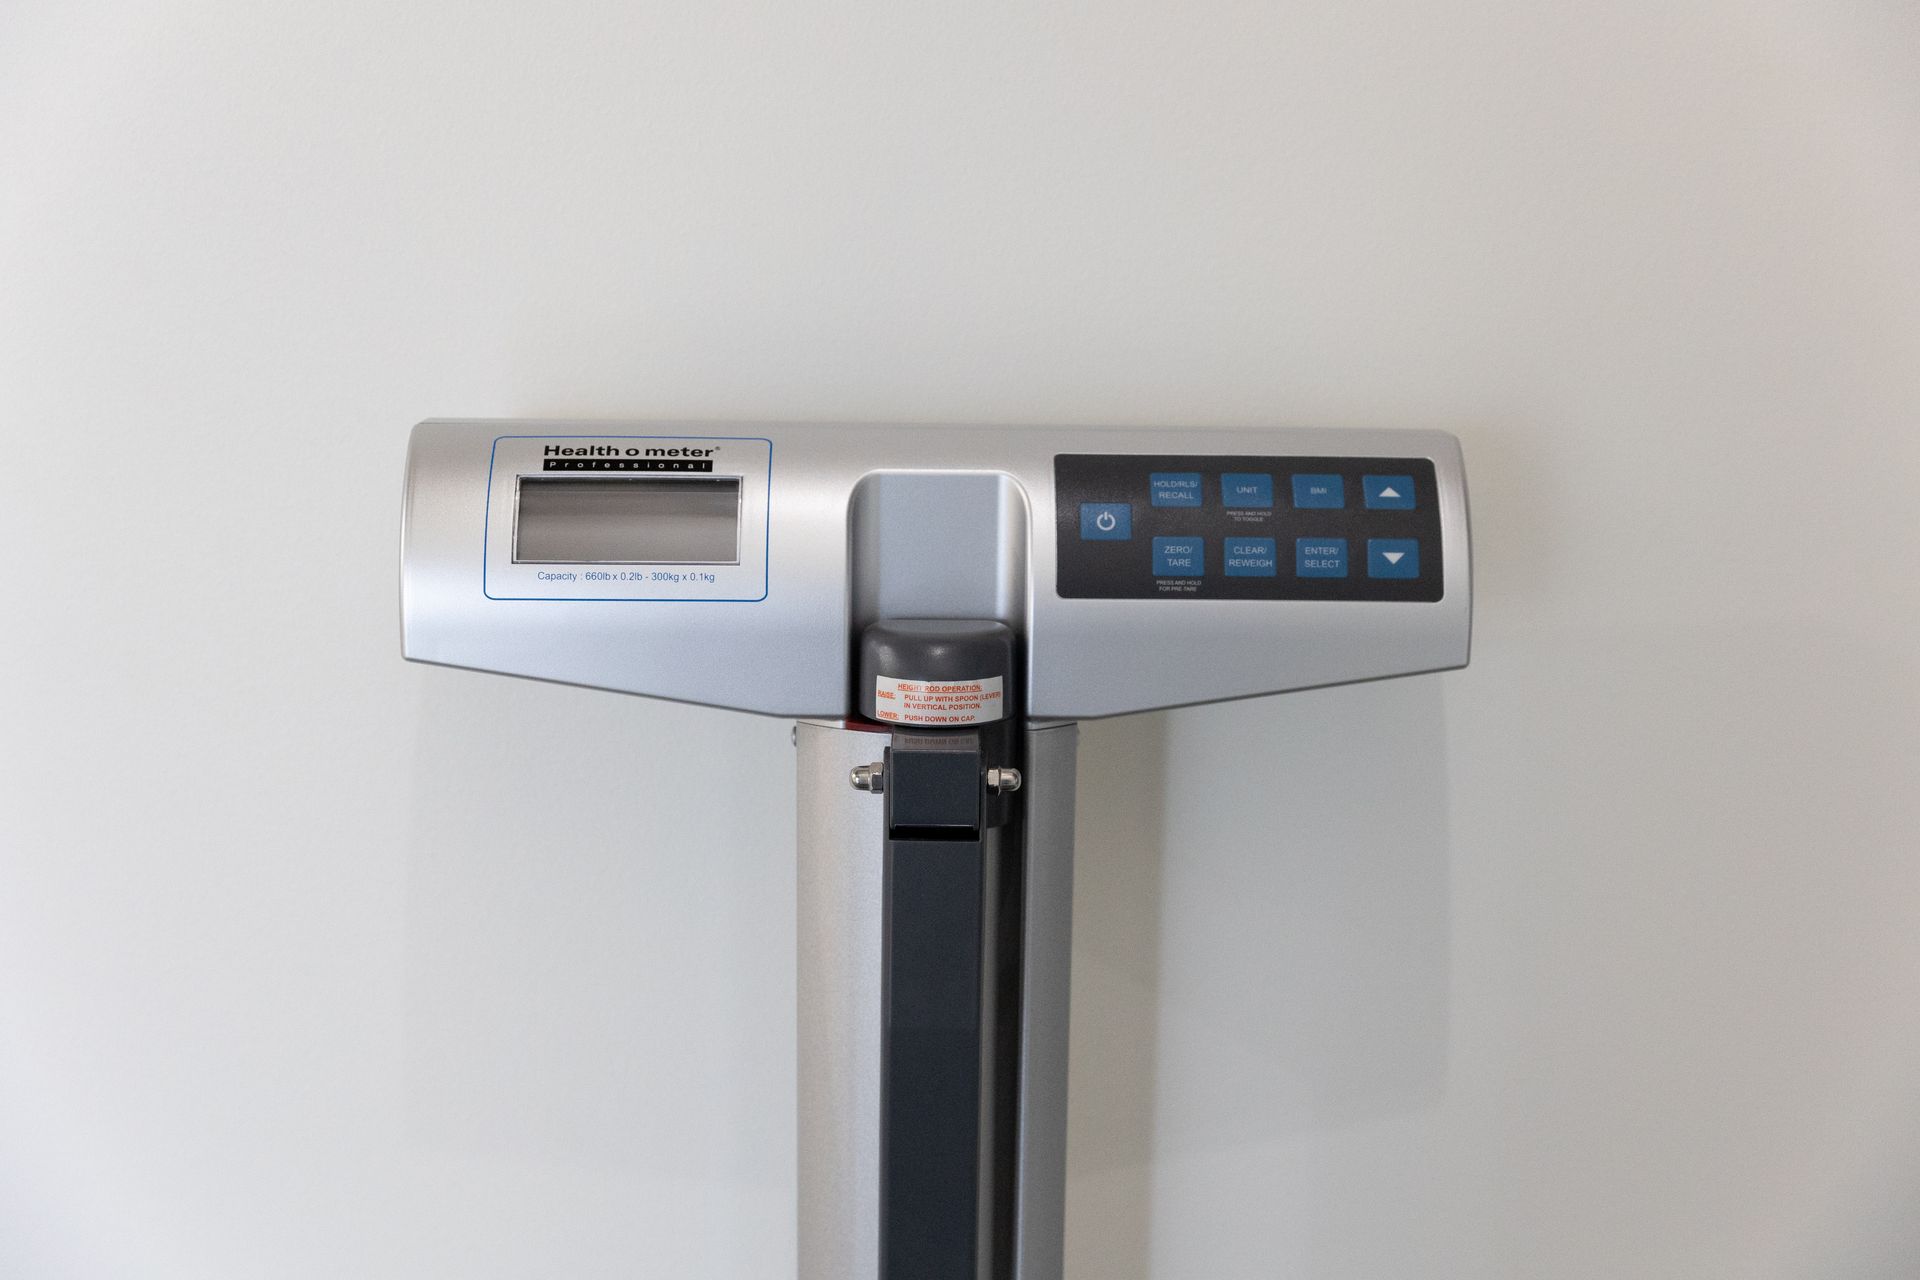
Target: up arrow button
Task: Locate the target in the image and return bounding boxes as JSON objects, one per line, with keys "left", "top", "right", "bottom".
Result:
{"left": 1363, "top": 474, "right": 1417, "bottom": 510}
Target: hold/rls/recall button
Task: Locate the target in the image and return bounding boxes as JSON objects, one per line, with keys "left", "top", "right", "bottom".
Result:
{"left": 1291, "top": 474, "right": 1345, "bottom": 509}
{"left": 1295, "top": 537, "right": 1348, "bottom": 578}
{"left": 1152, "top": 536, "right": 1205, "bottom": 577}
{"left": 1079, "top": 502, "right": 1132, "bottom": 540}
{"left": 1149, "top": 473, "right": 1204, "bottom": 507}
{"left": 1224, "top": 537, "right": 1277, "bottom": 577}
{"left": 1368, "top": 538, "right": 1420, "bottom": 578}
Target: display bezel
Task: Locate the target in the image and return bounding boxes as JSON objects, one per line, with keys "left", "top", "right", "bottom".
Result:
{"left": 480, "top": 434, "right": 773, "bottom": 603}
{"left": 510, "top": 474, "right": 745, "bottom": 566}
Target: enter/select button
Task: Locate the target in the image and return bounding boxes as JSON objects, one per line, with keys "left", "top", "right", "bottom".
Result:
{"left": 1295, "top": 538, "right": 1348, "bottom": 578}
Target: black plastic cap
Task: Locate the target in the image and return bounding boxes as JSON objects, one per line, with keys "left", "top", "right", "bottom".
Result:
{"left": 858, "top": 619, "right": 1016, "bottom": 725}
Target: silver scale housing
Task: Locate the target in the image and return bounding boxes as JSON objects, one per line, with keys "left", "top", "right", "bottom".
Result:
{"left": 401, "top": 420, "right": 1472, "bottom": 1280}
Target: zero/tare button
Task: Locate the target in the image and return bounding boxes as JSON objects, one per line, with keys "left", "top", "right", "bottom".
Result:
{"left": 1079, "top": 503, "right": 1132, "bottom": 540}
{"left": 1152, "top": 536, "right": 1205, "bottom": 577}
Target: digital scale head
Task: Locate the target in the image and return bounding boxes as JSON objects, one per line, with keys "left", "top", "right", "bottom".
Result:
{"left": 400, "top": 420, "right": 1472, "bottom": 1279}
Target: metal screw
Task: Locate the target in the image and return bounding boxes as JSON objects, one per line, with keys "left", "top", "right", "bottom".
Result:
{"left": 986, "top": 767, "right": 1023, "bottom": 794}
{"left": 850, "top": 762, "right": 885, "bottom": 793}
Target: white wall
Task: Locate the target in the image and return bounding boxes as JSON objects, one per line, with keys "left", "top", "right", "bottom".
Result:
{"left": 3, "top": 2, "right": 1917, "bottom": 1276}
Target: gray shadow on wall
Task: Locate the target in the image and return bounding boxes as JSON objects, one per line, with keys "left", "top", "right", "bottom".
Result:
{"left": 1063, "top": 676, "right": 1453, "bottom": 1275}
{"left": 399, "top": 670, "right": 796, "bottom": 1206}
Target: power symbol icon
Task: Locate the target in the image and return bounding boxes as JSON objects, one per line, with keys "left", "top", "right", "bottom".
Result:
{"left": 1080, "top": 502, "right": 1131, "bottom": 540}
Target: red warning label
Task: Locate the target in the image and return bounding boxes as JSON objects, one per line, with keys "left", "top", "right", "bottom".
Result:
{"left": 872, "top": 675, "right": 1005, "bottom": 726}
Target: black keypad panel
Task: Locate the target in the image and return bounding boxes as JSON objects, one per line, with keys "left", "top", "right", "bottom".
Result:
{"left": 1054, "top": 454, "right": 1444, "bottom": 602}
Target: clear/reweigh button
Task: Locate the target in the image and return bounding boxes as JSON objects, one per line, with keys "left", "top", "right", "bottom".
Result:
{"left": 1223, "top": 537, "right": 1277, "bottom": 577}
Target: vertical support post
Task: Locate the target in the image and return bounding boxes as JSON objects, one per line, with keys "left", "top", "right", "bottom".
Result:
{"left": 1013, "top": 721, "right": 1078, "bottom": 1279}
{"left": 796, "top": 622, "right": 1079, "bottom": 1280}
{"left": 880, "top": 721, "right": 1024, "bottom": 1279}
{"left": 880, "top": 728, "right": 996, "bottom": 1278}
{"left": 862, "top": 620, "right": 1018, "bottom": 1280}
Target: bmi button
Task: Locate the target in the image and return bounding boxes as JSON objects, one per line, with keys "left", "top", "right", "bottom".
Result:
{"left": 1152, "top": 536, "right": 1205, "bottom": 577}
{"left": 1368, "top": 538, "right": 1420, "bottom": 578}
{"left": 1363, "top": 474, "right": 1416, "bottom": 510}
{"left": 1291, "top": 474, "right": 1345, "bottom": 509}
{"left": 1149, "top": 473, "right": 1204, "bottom": 507}
{"left": 1080, "top": 502, "right": 1132, "bottom": 540}
{"left": 1224, "top": 537, "right": 1277, "bottom": 577}
{"left": 1295, "top": 537, "right": 1348, "bottom": 578}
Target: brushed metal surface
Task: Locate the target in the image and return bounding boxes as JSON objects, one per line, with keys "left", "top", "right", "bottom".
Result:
{"left": 849, "top": 471, "right": 1029, "bottom": 636}
{"left": 796, "top": 720, "right": 888, "bottom": 1280}
{"left": 402, "top": 421, "right": 1472, "bottom": 719}
{"left": 1014, "top": 721, "right": 1078, "bottom": 1280}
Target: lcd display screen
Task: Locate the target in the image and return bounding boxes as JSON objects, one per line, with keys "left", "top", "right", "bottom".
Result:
{"left": 513, "top": 477, "right": 742, "bottom": 564}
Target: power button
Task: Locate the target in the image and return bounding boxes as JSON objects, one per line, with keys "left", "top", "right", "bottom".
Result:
{"left": 1079, "top": 502, "right": 1133, "bottom": 540}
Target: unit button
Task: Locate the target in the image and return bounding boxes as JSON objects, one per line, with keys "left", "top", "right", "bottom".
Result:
{"left": 1224, "top": 537, "right": 1277, "bottom": 577}
{"left": 1079, "top": 502, "right": 1133, "bottom": 540}
{"left": 1363, "top": 474, "right": 1416, "bottom": 510}
{"left": 1368, "top": 538, "right": 1420, "bottom": 578}
{"left": 1221, "top": 473, "right": 1274, "bottom": 508}
{"left": 1291, "top": 474, "right": 1345, "bottom": 509}
{"left": 1149, "top": 473, "right": 1204, "bottom": 507}
{"left": 1152, "top": 536, "right": 1205, "bottom": 577}
{"left": 1295, "top": 537, "right": 1349, "bottom": 578}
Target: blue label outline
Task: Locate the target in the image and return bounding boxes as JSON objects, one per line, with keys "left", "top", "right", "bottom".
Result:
{"left": 482, "top": 434, "right": 773, "bottom": 603}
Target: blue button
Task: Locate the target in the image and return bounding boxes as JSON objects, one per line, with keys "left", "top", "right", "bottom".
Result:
{"left": 1368, "top": 538, "right": 1420, "bottom": 578}
{"left": 1291, "top": 474, "right": 1345, "bottom": 509}
{"left": 1363, "top": 474, "right": 1416, "bottom": 510}
{"left": 1220, "top": 473, "right": 1273, "bottom": 508}
{"left": 1152, "top": 536, "right": 1205, "bottom": 577}
{"left": 1149, "top": 473, "right": 1204, "bottom": 507}
{"left": 1080, "top": 502, "right": 1132, "bottom": 540}
{"left": 1295, "top": 537, "right": 1348, "bottom": 578}
{"left": 1223, "top": 537, "right": 1277, "bottom": 577}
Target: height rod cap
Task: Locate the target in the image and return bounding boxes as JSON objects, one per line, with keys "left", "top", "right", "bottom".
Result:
{"left": 857, "top": 619, "right": 1016, "bottom": 727}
